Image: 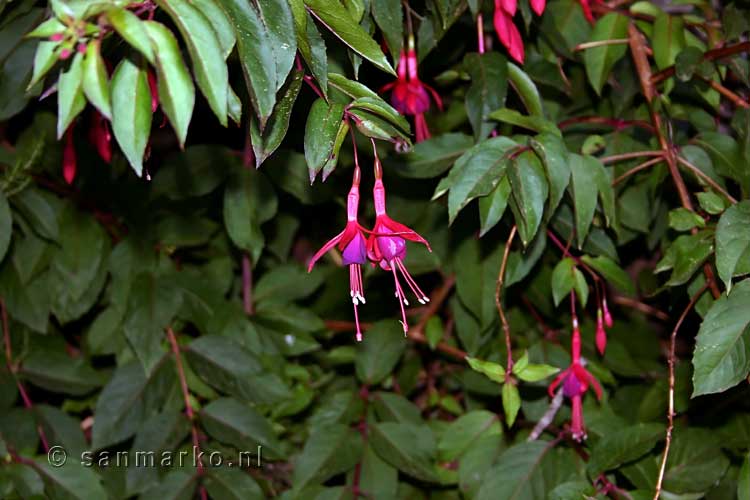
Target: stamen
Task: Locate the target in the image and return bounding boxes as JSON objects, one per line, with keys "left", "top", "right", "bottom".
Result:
{"left": 394, "top": 259, "right": 430, "bottom": 303}
{"left": 390, "top": 263, "right": 409, "bottom": 332}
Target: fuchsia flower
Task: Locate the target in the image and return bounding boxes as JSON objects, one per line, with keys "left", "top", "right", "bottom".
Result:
{"left": 579, "top": 0, "right": 601, "bottom": 23}
{"left": 367, "top": 157, "right": 431, "bottom": 332}
{"left": 491, "top": 0, "right": 548, "bottom": 64}
{"left": 595, "top": 309, "right": 607, "bottom": 355}
{"left": 308, "top": 168, "right": 369, "bottom": 341}
{"left": 381, "top": 40, "right": 443, "bottom": 142}
{"left": 547, "top": 318, "right": 602, "bottom": 441}
{"left": 88, "top": 111, "right": 112, "bottom": 164}
{"left": 62, "top": 127, "right": 76, "bottom": 184}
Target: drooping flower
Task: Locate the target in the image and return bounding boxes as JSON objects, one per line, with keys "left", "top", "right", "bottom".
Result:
{"left": 308, "top": 168, "right": 369, "bottom": 341}
{"left": 493, "top": 0, "right": 525, "bottom": 63}
{"left": 595, "top": 308, "right": 607, "bottom": 355}
{"left": 367, "top": 157, "right": 431, "bottom": 332}
{"left": 88, "top": 110, "right": 112, "bottom": 164}
{"left": 547, "top": 319, "right": 602, "bottom": 441}
{"left": 381, "top": 38, "right": 443, "bottom": 142}
{"left": 62, "top": 126, "right": 76, "bottom": 185}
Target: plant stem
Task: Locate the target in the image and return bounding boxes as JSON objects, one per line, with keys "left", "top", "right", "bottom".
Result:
{"left": 242, "top": 255, "right": 254, "bottom": 315}
{"left": 651, "top": 41, "right": 750, "bottom": 85}
{"left": 166, "top": 327, "right": 207, "bottom": 498}
{"left": 600, "top": 150, "right": 663, "bottom": 165}
{"left": 653, "top": 283, "right": 709, "bottom": 500}
{"left": 696, "top": 74, "right": 750, "bottom": 109}
{"left": 575, "top": 39, "right": 629, "bottom": 51}
{"left": 1, "top": 298, "right": 50, "bottom": 452}
{"left": 675, "top": 155, "right": 738, "bottom": 204}
{"left": 612, "top": 156, "right": 664, "bottom": 185}
{"left": 496, "top": 226, "right": 517, "bottom": 373}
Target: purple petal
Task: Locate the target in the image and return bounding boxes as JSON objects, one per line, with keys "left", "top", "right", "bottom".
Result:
{"left": 342, "top": 232, "right": 367, "bottom": 265}
{"left": 377, "top": 235, "right": 406, "bottom": 261}
{"left": 563, "top": 372, "right": 583, "bottom": 398}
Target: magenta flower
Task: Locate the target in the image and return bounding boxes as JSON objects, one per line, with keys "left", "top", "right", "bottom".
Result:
{"left": 547, "top": 323, "right": 602, "bottom": 441}
{"left": 366, "top": 163, "right": 431, "bottom": 332}
{"left": 308, "top": 169, "right": 368, "bottom": 341}
{"left": 595, "top": 308, "right": 607, "bottom": 355}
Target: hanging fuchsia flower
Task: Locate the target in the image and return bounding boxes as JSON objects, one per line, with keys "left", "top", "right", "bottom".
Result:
{"left": 595, "top": 308, "right": 607, "bottom": 355}
{"left": 62, "top": 127, "right": 76, "bottom": 184}
{"left": 547, "top": 319, "right": 602, "bottom": 441}
{"left": 88, "top": 111, "right": 112, "bottom": 164}
{"left": 367, "top": 157, "right": 431, "bottom": 332}
{"left": 493, "top": 0, "right": 525, "bottom": 63}
{"left": 308, "top": 168, "right": 368, "bottom": 341}
{"left": 381, "top": 38, "right": 443, "bottom": 142}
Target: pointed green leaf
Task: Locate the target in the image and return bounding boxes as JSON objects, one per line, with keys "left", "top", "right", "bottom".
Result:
{"left": 144, "top": 21, "right": 195, "bottom": 147}
{"left": 111, "top": 58, "right": 152, "bottom": 176}
{"left": 653, "top": 13, "right": 686, "bottom": 70}
{"left": 304, "top": 98, "right": 345, "bottom": 182}
{"left": 716, "top": 201, "right": 750, "bottom": 292}
{"left": 530, "top": 132, "right": 570, "bottom": 216}
{"left": 479, "top": 176, "right": 512, "bottom": 236}
{"left": 569, "top": 153, "right": 598, "bottom": 248}
{"left": 106, "top": 8, "right": 155, "bottom": 63}
{"left": 250, "top": 70, "right": 303, "bottom": 167}
{"left": 158, "top": 0, "right": 228, "bottom": 125}
{"left": 508, "top": 150, "right": 549, "bottom": 245}
{"left": 501, "top": 382, "right": 521, "bottom": 427}
{"left": 56, "top": 52, "right": 85, "bottom": 138}
{"left": 81, "top": 40, "right": 111, "bottom": 119}
{"left": 371, "top": 0, "right": 403, "bottom": 63}
{"left": 583, "top": 13, "right": 629, "bottom": 94}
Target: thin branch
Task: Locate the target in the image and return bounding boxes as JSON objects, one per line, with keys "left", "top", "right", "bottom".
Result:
{"left": 242, "top": 255, "right": 254, "bottom": 315}
{"left": 676, "top": 155, "right": 739, "bottom": 204}
{"left": 1, "top": 298, "right": 49, "bottom": 452}
{"left": 409, "top": 276, "right": 465, "bottom": 359}
{"left": 696, "top": 74, "right": 750, "bottom": 109}
{"left": 611, "top": 295, "right": 669, "bottom": 322}
{"left": 496, "top": 226, "right": 517, "bottom": 372}
{"left": 166, "top": 327, "right": 207, "bottom": 499}
{"left": 558, "top": 115, "right": 654, "bottom": 133}
{"left": 612, "top": 156, "right": 664, "bottom": 185}
{"left": 575, "top": 39, "right": 629, "bottom": 51}
{"left": 528, "top": 388, "right": 564, "bottom": 441}
{"left": 651, "top": 41, "right": 750, "bottom": 86}
{"left": 600, "top": 150, "right": 663, "bottom": 165}
{"left": 653, "top": 283, "right": 709, "bottom": 500}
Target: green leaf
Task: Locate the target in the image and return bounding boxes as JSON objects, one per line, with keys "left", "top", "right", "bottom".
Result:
{"left": 739, "top": 453, "right": 750, "bottom": 500}
{"left": 392, "top": 133, "right": 473, "bottom": 179}
{"left": 192, "top": 0, "right": 236, "bottom": 58}
{"left": 106, "top": 7, "right": 155, "bottom": 63}
{"left": 652, "top": 13, "right": 686, "bottom": 70}
{"left": 123, "top": 273, "right": 182, "bottom": 375}
{"left": 22, "top": 351, "right": 103, "bottom": 396}
{"left": 438, "top": 410, "right": 502, "bottom": 462}
{"left": 583, "top": 13, "right": 629, "bottom": 94}
{"left": 28, "top": 41, "right": 59, "bottom": 90}
{"left": 355, "top": 321, "right": 407, "bottom": 385}
{"left": 223, "top": 167, "right": 277, "bottom": 263}
{"left": 514, "top": 360, "right": 560, "bottom": 382}
{"left": 201, "top": 397, "right": 284, "bottom": 458}
{"left": 370, "top": 422, "right": 439, "bottom": 482}
{"left": 34, "top": 461, "right": 107, "bottom": 500}
{"left": 465, "top": 52, "right": 508, "bottom": 140}
{"left": 587, "top": 423, "right": 664, "bottom": 474}
{"left": 476, "top": 442, "right": 550, "bottom": 500}
{"left": 258, "top": 0, "right": 298, "bottom": 91}
{"left": 348, "top": 108, "right": 408, "bottom": 144}
{"left": 144, "top": 21, "right": 195, "bottom": 148}
{"left": 507, "top": 62, "right": 543, "bottom": 116}
{"left": 447, "top": 136, "right": 517, "bottom": 223}
{"left": 692, "top": 279, "right": 750, "bottom": 396}
{"left": 371, "top": 0, "right": 402, "bottom": 63}
{"left": 250, "top": 70, "right": 303, "bottom": 167}
{"left": 581, "top": 255, "right": 635, "bottom": 295}
{"left": 349, "top": 96, "right": 409, "bottom": 133}
{"left": 488, "top": 108, "right": 556, "bottom": 134}
{"left": 656, "top": 232, "right": 714, "bottom": 287}
{"left": 568, "top": 153, "right": 599, "bottom": 248}
{"left": 203, "top": 467, "right": 264, "bottom": 500}
{"left": 508, "top": 150, "right": 549, "bottom": 245}
{"left": 304, "top": 0, "right": 394, "bottom": 75}
{"left": 479, "top": 177, "right": 512, "bottom": 236}
{"left": 0, "top": 191, "right": 10, "bottom": 263}
{"left": 551, "top": 258, "right": 576, "bottom": 306}
{"left": 158, "top": 0, "right": 228, "bottom": 125}
{"left": 669, "top": 207, "right": 706, "bottom": 232}
{"left": 529, "top": 132, "right": 570, "bottom": 216}
{"left": 466, "top": 357, "right": 505, "bottom": 384}
{"left": 186, "top": 335, "right": 290, "bottom": 404}
{"left": 304, "top": 98, "right": 346, "bottom": 182}
{"left": 56, "top": 52, "right": 85, "bottom": 138}
{"left": 697, "top": 191, "right": 727, "bottom": 215}
{"left": 81, "top": 40, "right": 111, "bottom": 119}
{"left": 292, "top": 423, "right": 362, "bottom": 491}
{"left": 716, "top": 201, "right": 750, "bottom": 292}
{"left": 111, "top": 58, "right": 152, "bottom": 176}
{"left": 501, "top": 382, "right": 521, "bottom": 427}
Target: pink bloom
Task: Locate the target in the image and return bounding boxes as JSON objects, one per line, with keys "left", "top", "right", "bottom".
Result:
{"left": 367, "top": 164, "right": 431, "bottom": 332}
{"left": 62, "top": 127, "right": 76, "bottom": 184}
{"left": 59, "top": 48, "right": 72, "bottom": 60}
{"left": 595, "top": 309, "right": 607, "bottom": 355}
{"left": 88, "top": 111, "right": 112, "bottom": 164}
{"left": 493, "top": 2, "right": 524, "bottom": 63}
{"left": 49, "top": 33, "right": 64, "bottom": 42}
{"left": 381, "top": 44, "right": 443, "bottom": 142}
{"left": 548, "top": 323, "right": 602, "bottom": 441}
{"left": 500, "top": 0, "right": 516, "bottom": 16}
{"left": 530, "top": 0, "right": 546, "bottom": 15}
{"left": 308, "top": 170, "right": 368, "bottom": 341}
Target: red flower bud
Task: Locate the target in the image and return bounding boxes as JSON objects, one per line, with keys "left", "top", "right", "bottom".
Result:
{"left": 147, "top": 70, "right": 159, "bottom": 112}
{"left": 62, "top": 127, "right": 76, "bottom": 185}
{"left": 77, "top": 43, "right": 87, "bottom": 54}
{"left": 59, "top": 48, "right": 72, "bottom": 60}
{"left": 596, "top": 309, "right": 607, "bottom": 355}
{"left": 530, "top": 0, "right": 546, "bottom": 15}
{"left": 49, "top": 33, "right": 64, "bottom": 42}
{"left": 602, "top": 297, "right": 613, "bottom": 328}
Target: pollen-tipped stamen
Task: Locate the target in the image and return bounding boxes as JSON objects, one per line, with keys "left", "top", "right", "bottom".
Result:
{"left": 390, "top": 264, "right": 410, "bottom": 333}
{"left": 394, "top": 258, "right": 430, "bottom": 304}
